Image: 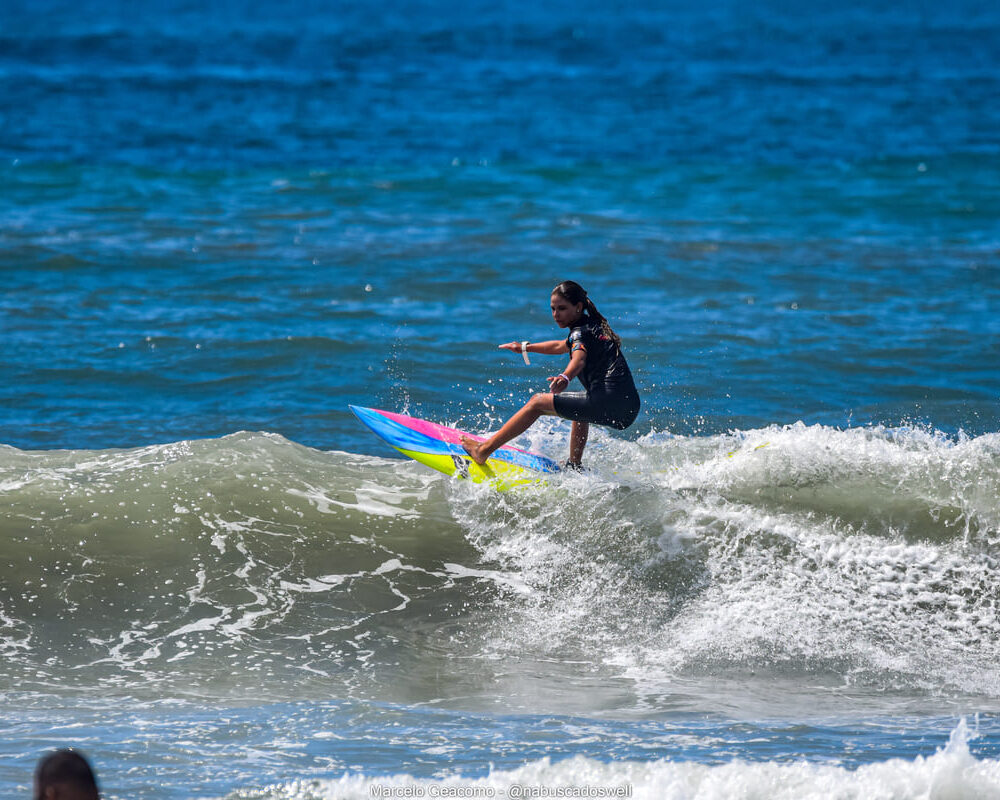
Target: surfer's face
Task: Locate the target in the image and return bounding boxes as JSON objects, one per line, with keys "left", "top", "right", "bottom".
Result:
{"left": 551, "top": 294, "right": 583, "bottom": 328}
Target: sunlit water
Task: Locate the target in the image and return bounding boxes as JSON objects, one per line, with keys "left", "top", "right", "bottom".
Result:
{"left": 3, "top": 1, "right": 1000, "bottom": 797}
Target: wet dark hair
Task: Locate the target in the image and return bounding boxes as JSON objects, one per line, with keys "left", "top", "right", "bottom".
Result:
{"left": 552, "top": 280, "right": 621, "bottom": 346}
{"left": 34, "top": 749, "right": 100, "bottom": 800}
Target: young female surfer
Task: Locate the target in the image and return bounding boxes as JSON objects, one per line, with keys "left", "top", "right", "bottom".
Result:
{"left": 461, "top": 280, "right": 640, "bottom": 469}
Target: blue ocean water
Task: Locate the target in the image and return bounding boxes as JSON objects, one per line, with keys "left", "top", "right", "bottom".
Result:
{"left": 3, "top": 1, "right": 1000, "bottom": 798}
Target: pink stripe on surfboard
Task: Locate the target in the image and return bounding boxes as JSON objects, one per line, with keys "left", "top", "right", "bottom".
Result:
{"left": 376, "top": 408, "right": 535, "bottom": 454}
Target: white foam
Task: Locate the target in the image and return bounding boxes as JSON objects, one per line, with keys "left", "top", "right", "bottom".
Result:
{"left": 449, "top": 422, "right": 1000, "bottom": 709}
{"left": 224, "top": 720, "right": 1000, "bottom": 800}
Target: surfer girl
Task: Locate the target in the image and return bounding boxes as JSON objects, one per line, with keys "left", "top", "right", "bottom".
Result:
{"left": 461, "top": 280, "right": 640, "bottom": 469}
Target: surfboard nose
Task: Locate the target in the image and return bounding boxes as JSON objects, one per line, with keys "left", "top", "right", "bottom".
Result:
{"left": 348, "top": 405, "right": 381, "bottom": 431}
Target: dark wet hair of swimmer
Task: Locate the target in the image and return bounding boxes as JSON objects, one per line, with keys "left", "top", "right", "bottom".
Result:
{"left": 33, "top": 749, "right": 100, "bottom": 800}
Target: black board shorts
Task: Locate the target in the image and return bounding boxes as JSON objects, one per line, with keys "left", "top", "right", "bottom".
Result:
{"left": 552, "top": 389, "right": 640, "bottom": 431}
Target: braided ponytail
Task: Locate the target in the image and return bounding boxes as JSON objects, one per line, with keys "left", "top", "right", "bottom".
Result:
{"left": 552, "top": 280, "right": 621, "bottom": 347}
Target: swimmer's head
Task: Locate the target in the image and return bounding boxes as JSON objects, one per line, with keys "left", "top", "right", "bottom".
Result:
{"left": 34, "top": 749, "right": 100, "bottom": 800}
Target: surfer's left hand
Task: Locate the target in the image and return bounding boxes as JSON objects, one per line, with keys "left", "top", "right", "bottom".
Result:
{"left": 547, "top": 374, "right": 569, "bottom": 393}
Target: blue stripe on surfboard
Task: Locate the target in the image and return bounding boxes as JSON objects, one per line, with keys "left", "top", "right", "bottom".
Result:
{"left": 349, "top": 405, "right": 560, "bottom": 474}
{"left": 351, "top": 405, "right": 454, "bottom": 456}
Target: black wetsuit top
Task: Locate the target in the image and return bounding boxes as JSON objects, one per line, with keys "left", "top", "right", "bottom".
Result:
{"left": 551, "top": 316, "right": 640, "bottom": 430}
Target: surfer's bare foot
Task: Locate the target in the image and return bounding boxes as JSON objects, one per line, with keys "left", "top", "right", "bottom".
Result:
{"left": 460, "top": 435, "right": 489, "bottom": 465}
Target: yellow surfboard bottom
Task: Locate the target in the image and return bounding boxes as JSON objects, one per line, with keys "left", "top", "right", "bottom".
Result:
{"left": 395, "top": 447, "right": 544, "bottom": 491}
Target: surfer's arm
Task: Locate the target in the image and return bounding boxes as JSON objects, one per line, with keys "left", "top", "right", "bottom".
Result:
{"left": 498, "top": 340, "right": 568, "bottom": 355}
{"left": 547, "top": 348, "right": 586, "bottom": 392}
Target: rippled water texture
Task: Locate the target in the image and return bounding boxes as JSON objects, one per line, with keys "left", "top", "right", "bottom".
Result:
{"left": 3, "top": 0, "right": 1000, "bottom": 798}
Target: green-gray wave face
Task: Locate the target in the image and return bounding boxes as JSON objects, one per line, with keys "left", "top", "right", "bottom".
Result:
{"left": 4, "top": 422, "right": 1000, "bottom": 716}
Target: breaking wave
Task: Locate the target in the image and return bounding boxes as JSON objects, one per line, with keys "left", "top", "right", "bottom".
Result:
{"left": 2, "top": 421, "right": 999, "bottom": 713}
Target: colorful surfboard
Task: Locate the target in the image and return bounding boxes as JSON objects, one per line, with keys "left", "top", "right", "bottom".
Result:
{"left": 349, "top": 405, "right": 560, "bottom": 491}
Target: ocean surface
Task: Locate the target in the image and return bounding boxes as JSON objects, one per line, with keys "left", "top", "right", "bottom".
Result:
{"left": 3, "top": 1, "right": 1000, "bottom": 797}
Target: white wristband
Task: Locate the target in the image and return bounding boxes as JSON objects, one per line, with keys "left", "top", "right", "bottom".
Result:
{"left": 521, "top": 341, "right": 531, "bottom": 365}
{"left": 557, "top": 373, "right": 570, "bottom": 384}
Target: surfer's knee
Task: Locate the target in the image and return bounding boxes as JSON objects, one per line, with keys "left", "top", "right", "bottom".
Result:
{"left": 527, "top": 393, "right": 554, "bottom": 413}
